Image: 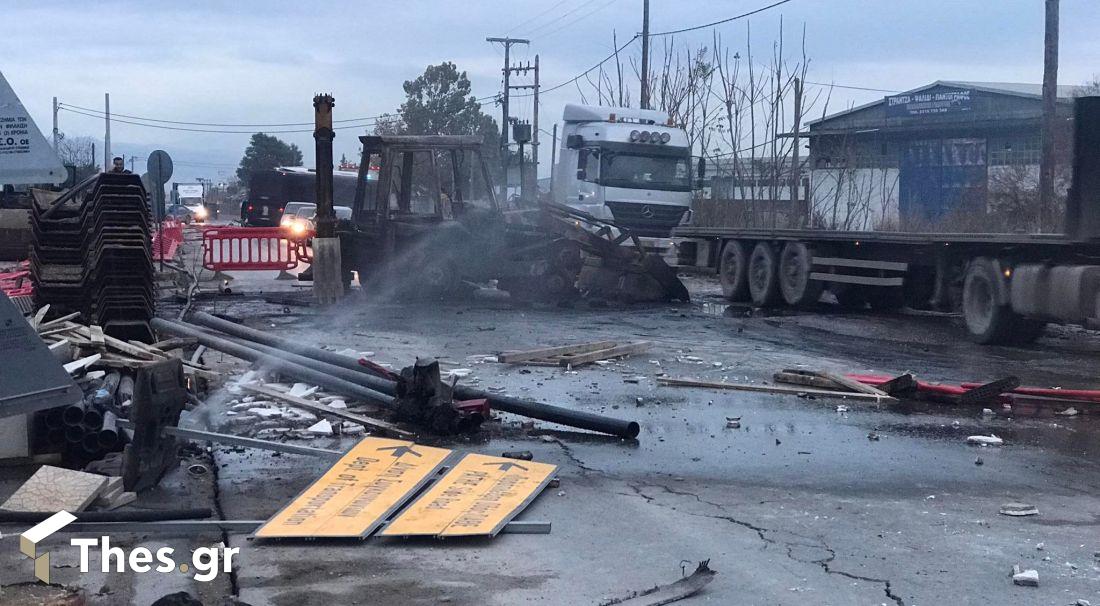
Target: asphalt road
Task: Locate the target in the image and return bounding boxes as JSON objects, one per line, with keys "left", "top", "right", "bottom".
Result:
{"left": 2, "top": 270, "right": 1099, "bottom": 605}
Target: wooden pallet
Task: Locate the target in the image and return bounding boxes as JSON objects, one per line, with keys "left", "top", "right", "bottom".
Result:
{"left": 499, "top": 340, "right": 651, "bottom": 368}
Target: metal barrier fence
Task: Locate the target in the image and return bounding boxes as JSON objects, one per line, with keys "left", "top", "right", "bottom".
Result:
{"left": 201, "top": 227, "right": 302, "bottom": 272}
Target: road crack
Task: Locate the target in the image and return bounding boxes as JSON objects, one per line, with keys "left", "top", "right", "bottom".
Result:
{"left": 626, "top": 481, "right": 905, "bottom": 606}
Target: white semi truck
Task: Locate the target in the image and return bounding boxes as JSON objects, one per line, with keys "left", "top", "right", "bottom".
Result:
{"left": 550, "top": 104, "right": 693, "bottom": 237}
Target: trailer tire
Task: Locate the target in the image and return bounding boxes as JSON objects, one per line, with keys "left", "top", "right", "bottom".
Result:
{"left": 748, "top": 242, "right": 781, "bottom": 307}
{"left": 779, "top": 242, "right": 823, "bottom": 307}
{"left": 718, "top": 240, "right": 750, "bottom": 302}
{"left": 962, "top": 257, "right": 1017, "bottom": 344}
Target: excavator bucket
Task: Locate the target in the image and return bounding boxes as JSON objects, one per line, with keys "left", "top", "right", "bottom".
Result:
{"left": 539, "top": 203, "right": 689, "bottom": 303}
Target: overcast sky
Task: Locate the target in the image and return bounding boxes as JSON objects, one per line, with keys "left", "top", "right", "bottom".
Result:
{"left": 4, "top": 0, "right": 1099, "bottom": 184}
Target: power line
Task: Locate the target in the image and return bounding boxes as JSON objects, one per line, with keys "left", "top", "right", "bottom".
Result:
{"left": 58, "top": 106, "right": 381, "bottom": 134}
{"left": 57, "top": 102, "right": 382, "bottom": 128}
{"left": 508, "top": 0, "right": 572, "bottom": 34}
{"left": 525, "top": 0, "right": 601, "bottom": 37}
{"left": 515, "top": 34, "right": 641, "bottom": 98}
{"left": 650, "top": 0, "right": 795, "bottom": 37}
{"left": 537, "top": 0, "right": 622, "bottom": 41}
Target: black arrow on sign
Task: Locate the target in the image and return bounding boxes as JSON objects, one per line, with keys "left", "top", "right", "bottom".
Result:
{"left": 377, "top": 445, "right": 422, "bottom": 458}
{"left": 484, "top": 461, "right": 528, "bottom": 472}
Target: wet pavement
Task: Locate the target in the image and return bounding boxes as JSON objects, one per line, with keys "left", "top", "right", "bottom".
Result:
{"left": 3, "top": 269, "right": 1100, "bottom": 605}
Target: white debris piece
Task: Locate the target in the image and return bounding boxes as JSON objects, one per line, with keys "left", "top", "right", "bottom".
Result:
{"left": 342, "top": 423, "right": 365, "bottom": 435}
{"left": 1000, "top": 503, "right": 1039, "bottom": 516}
{"left": 247, "top": 407, "right": 284, "bottom": 418}
{"left": 306, "top": 419, "right": 333, "bottom": 435}
{"left": 967, "top": 434, "right": 1004, "bottom": 446}
{"left": 836, "top": 405, "right": 849, "bottom": 413}
{"left": 328, "top": 399, "right": 347, "bottom": 409}
{"left": 1055, "top": 407, "right": 1079, "bottom": 417}
{"left": 445, "top": 368, "right": 473, "bottom": 379}
{"left": 981, "top": 408, "right": 995, "bottom": 416}
{"left": 288, "top": 383, "right": 319, "bottom": 398}
{"left": 1011, "top": 566, "right": 1038, "bottom": 587}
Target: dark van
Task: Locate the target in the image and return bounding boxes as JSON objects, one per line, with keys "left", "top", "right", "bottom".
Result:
{"left": 242, "top": 167, "right": 360, "bottom": 226}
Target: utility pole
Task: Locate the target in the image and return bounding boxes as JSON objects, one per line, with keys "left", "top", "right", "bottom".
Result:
{"left": 52, "top": 97, "right": 59, "bottom": 151}
{"left": 640, "top": 0, "right": 651, "bottom": 109}
{"left": 532, "top": 54, "right": 540, "bottom": 201}
{"left": 790, "top": 77, "right": 803, "bottom": 214}
{"left": 104, "top": 93, "right": 111, "bottom": 169}
{"left": 1039, "top": 0, "right": 1059, "bottom": 232}
{"left": 486, "top": 37, "right": 529, "bottom": 191}
{"left": 311, "top": 93, "right": 342, "bottom": 304}
{"left": 550, "top": 123, "right": 558, "bottom": 185}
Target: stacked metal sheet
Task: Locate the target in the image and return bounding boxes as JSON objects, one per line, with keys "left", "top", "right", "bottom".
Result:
{"left": 30, "top": 173, "right": 155, "bottom": 342}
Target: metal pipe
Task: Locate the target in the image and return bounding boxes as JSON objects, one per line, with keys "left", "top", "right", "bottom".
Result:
{"left": 0, "top": 509, "right": 212, "bottom": 523}
{"left": 188, "top": 312, "right": 395, "bottom": 390}
{"left": 150, "top": 318, "right": 394, "bottom": 406}
{"left": 64, "top": 425, "right": 85, "bottom": 444}
{"left": 44, "top": 408, "right": 64, "bottom": 430}
{"left": 62, "top": 401, "right": 86, "bottom": 426}
{"left": 185, "top": 312, "right": 640, "bottom": 439}
{"left": 99, "top": 411, "right": 120, "bottom": 448}
{"left": 82, "top": 432, "right": 101, "bottom": 454}
{"left": 82, "top": 407, "right": 103, "bottom": 429}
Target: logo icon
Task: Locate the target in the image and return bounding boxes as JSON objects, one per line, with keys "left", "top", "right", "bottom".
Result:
{"left": 21, "top": 511, "right": 76, "bottom": 583}
{"left": 640, "top": 205, "right": 654, "bottom": 219}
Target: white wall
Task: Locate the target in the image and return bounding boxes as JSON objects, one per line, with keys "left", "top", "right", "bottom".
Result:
{"left": 809, "top": 167, "right": 900, "bottom": 230}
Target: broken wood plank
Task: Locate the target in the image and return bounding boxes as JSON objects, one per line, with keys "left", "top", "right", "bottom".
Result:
{"left": 240, "top": 383, "right": 413, "bottom": 438}
{"left": 876, "top": 373, "right": 917, "bottom": 396}
{"left": 63, "top": 353, "right": 102, "bottom": 374}
{"left": 36, "top": 311, "right": 80, "bottom": 331}
{"left": 30, "top": 304, "right": 50, "bottom": 330}
{"left": 498, "top": 340, "right": 616, "bottom": 364}
{"left": 89, "top": 325, "right": 105, "bottom": 349}
{"left": 814, "top": 371, "right": 891, "bottom": 397}
{"left": 558, "top": 341, "right": 651, "bottom": 367}
{"left": 657, "top": 377, "right": 896, "bottom": 403}
{"left": 600, "top": 560, "right": 716, "bottom": 606}
{"left": 774, "top": 371, "right": 846, "bottom": 390}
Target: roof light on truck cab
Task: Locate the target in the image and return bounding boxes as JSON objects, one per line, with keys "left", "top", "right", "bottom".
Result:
{"left": 629, "top": 130, "right": 641, "bottom": 142}
{"left": 659, "top": 132, "right": 671, "bottom": 144}
{"left": 639, "top": 131, "right": 651, "bottom": 142}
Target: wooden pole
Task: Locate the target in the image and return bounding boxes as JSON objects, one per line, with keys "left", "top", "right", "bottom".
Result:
{"left": 1039, "top": 0, "right": 1059, "bottom": 232}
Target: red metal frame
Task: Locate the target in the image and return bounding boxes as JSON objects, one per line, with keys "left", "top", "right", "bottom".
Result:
{"left": 201, "top": 227, "right": 303, "bottom": 271}
{"left": 153, "top": 218, "right": 185, "bottom": 261}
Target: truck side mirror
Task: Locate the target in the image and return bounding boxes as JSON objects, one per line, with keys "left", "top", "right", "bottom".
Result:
{"left": 576, "top": 148, "right": 590, "bottom": 181}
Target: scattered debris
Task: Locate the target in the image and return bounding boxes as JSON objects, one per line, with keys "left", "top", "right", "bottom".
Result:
{"left": 498, "top": 340, "right": 651, "bottom": 367}
{"left": 975, "top": 456, "right": 984, "bottom": 466}
{"left": 306, "top": 419, "right": 333, "bottom": 435}
{"left": 1000, "top": 502, "right": 1039, "bottom": 516}
{"left": 1056, "top": 407, "right": 1079, "bottom": 417}
{"left": 658, "top": 377, "right": 893, "bottom": 402}
{"left": 599, "top": 560, "right": 717, "bottom": 605}
{"left": 1011, "top": 565, "right": 1039, "bottom": 587}
{"left": 501, "top": 450, "right": 534, "bottom": 461}
{"left": 725, "top": 417, "right": 741, "bottom": 429}
{"left": 836, "top": 405, "right": 849, "bottom": 413}
{"left": 1, "top": 465, "right": 109, "bottom": 512}
{"left": 967, "top": 435, "right": 1004, "bottom": 446}
{"left": 867, "top": 431, "right": 880, "bottom": 441}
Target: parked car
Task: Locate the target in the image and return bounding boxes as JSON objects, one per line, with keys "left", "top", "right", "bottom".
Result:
{"left": 166, "top": 204, "right": 195, "bottom": 223}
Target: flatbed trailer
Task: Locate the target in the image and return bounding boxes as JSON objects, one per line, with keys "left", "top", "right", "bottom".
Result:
{"left": 673, "top": 98, "right": 1100, "bottom": 345}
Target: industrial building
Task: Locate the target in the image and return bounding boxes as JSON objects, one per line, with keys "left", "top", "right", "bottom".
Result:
{"left": 806, "top": 81, "right": 1081, "bottom": 231}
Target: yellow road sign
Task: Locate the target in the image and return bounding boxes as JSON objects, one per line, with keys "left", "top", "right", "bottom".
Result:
{"left": 381, "top": 453, "right": 557, "bottom": 537}
{"left": 255, "top": 437, "right": 451, "bottom": 539}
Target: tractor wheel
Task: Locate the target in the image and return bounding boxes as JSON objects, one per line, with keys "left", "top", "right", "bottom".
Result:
{"left": 718, "top": 240, "right": 750, "bottom": 302}
{"left": 747, "top": 242, "right": 781, "bottom": 307}
{"left": 778, "top": 242, "right": 823, "bottom": 307}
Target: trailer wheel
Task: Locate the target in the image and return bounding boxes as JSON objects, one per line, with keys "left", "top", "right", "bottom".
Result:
{"left": 748, "top": 242, "right": 781, "bottom": 307}
{"left": 718, "top": 240, "right": 750, "bottom": 301}
{"left": 962, "top": 257, "right": 1017, "bottom": 344}
{"left": 779, "top": 242, "right": 823, "bottom": 307}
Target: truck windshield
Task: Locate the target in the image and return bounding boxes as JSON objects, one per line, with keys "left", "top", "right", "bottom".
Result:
{"left": 599, "top": 151, "right": 691, "bottom": 192}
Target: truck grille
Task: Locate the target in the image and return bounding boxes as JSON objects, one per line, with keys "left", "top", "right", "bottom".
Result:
{"left": 605, "top": 201, "right": 687, "bottom": 237}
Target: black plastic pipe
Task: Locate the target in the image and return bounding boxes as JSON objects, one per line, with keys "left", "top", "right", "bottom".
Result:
{"left": 150, "top": 318, "right": 394, "bottom": 406}
{"left": 185, "top": 313, "right": 640, "bottom": 439}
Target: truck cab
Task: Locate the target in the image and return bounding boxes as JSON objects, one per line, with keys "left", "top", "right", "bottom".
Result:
{"left": 551, "top": 104, "right": 692, "bottom": 237}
